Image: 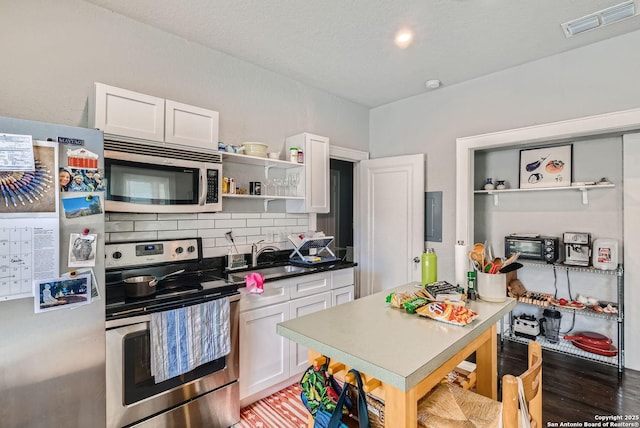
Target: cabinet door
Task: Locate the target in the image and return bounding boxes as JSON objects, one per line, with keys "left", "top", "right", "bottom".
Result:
{"left": 165, "top": 100, "right": 219, "bottom": 150}
{"left": 91, "top": 82, "right": 165, "bottom": 141}
{"left": 332, "top": 285, "right": 354, "bottom": 306}
{"left": 239, "top": 278, "right": 290, "bottom": 312}
{"left": 239, "top": 302, "right": 290, "bottom": 400}
{"left": 289, "top": 272, "right": 331, "bottom": 299}
{"left": 286, "top": 133, "right": 330, "bottom": 213}
{"left": 332, "top": 268, "right": 354, "bottom": 289}
{"left": 289, "top": 292, "right": 332, "bottom": 376}
{"left": 306, "top": 134, "right": 330, "bottom": 213}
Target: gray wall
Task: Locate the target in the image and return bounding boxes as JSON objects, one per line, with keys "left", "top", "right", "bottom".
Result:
{"left": 370, "top": 29, "right": 640, "bottom": 281}
{"left": 1, "top": 0, "right": 369, "bottom": 153}
{"left": 1, "top": 0, "right": 369, "bottom": 270}
{"left": 370, "top": 30, "right": 640, "bottom": 369}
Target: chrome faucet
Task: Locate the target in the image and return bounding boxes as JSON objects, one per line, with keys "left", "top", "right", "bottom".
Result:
{"left": 251, "top": 240, "right": 280, "bottom": 267}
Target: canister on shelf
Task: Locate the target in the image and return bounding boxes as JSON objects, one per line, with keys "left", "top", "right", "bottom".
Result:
{"left": 297, "top": 150, "right": 304, "bottom": 163}
{"left": 229, "top": 178, "right": 236, "bottom": 194}
{"left": 289, "top": 147, "right": 299, "bottom": 163}
{"left": 592, "top": 238, "right": 618, "bottom": 270}
{"left": 222, "top": 177, "right": 230, "bottom": 194}
{"left": 250, "top": 181, "right": 262, "bottom": 195}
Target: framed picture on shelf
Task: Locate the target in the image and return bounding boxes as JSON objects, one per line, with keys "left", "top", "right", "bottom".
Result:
{"left": 519, "top": 144, "right": 572, "bottom": 189}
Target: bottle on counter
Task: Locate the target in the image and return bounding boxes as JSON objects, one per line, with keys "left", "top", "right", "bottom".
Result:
{"left": 421, "top": 248, "right": 437, "bottom": 287}
{"left": 467, "top": 271, "right": 477, "bottom": 300}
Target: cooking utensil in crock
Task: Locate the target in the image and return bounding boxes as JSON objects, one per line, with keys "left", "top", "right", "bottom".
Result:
{"left": 499, "top": 262, "right": 523, "bottom": 273}
{"left": 124, "top": 269, "right": 185, "bottom": 298}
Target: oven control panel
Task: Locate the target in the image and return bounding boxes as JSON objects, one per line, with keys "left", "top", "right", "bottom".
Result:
{"left": 105, "top": 238, "right": 200, "bottom": 268}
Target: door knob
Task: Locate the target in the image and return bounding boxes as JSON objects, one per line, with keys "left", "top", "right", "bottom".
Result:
{"left": 413, "top": 257, "right": 420, "bottom": 263}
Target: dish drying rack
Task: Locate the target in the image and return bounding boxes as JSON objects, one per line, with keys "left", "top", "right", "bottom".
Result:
{"left": 288, "top": 234, "right": 338, "bottom": 265}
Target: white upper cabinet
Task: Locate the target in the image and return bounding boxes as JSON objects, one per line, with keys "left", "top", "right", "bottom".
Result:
{"left": 165, "top": 99, "right": 219, "bottom": 150}
{"left": 90, "top": 83, "right": 219, "bottom": 150}
{"left": 90, "top": 83, "right": 165, "bottom": 142}
{"left": 285, "top": 132, "right": 330, "bottom": 213}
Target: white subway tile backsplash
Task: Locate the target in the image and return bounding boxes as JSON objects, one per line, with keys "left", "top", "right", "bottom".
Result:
{"left": 203, "top": 247, "right": 229, "bottom": 258}
{"left": 157, "top": 230, "right": 199, "bottom": 240}
{"left": 261, "top": 213, "right": 287, "bottom": 219}
{"left": 215, "top": 219, "right": 248, "bottom": 228}
{"left": 231, "top": 227, "right": 262, "bottom": 236}
{"left": 216, "top": 236, "right": 247, "bottom": 247}
{"left": 108, "top": 213, "right": 157, "bottom": 221}
{"left": 247, "top": 218, "right": 275, "bottom": 227}
{"left": 178, "top": 219, "right": 215, "bottom": 229}
{"left": 105, "top": 221, "right": 134, "bottom": 233}
{"left": 232, "top": 213, "right": 261, "bottom": 219}
{"left": 158, "top": 213, "right": 198, "bottom": 220}
{"left": 274, "top": 218, "right": 298, "bottom": 226}
{"left": 106, "top": 212, "right": 311, "bottom": 246}
{"left": 109, "top": 231, "right": 158, "bottom": 242}
{"left": 135, "top": 220, "right": 178, "bottom": 231}
{"left": 198, "top": 212, "right": 232, "bottom": 220}
{"left": 198, "top": 228, "right": 231, "bottom": 238}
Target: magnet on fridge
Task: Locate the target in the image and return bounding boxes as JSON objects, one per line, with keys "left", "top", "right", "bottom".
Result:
{"left": 68, "top": 231, "right": 97, "bottom": 268}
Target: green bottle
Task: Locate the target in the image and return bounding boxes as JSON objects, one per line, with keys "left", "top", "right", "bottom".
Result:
{"left": 421, "top": 248, "right": 437, "bottom": 286}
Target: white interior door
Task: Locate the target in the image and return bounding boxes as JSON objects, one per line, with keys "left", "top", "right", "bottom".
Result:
{"left": 359, "top": 154, "right": 424, "bottom": 296}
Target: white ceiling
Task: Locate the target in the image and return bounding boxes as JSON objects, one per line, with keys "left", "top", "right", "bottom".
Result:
{"left": 84, "top": 0, "right": 640, "bottom": 107}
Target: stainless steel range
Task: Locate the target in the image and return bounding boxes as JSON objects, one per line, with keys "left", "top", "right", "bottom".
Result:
{"left": 105, "top": 238, "right": 240, "bottom": 428}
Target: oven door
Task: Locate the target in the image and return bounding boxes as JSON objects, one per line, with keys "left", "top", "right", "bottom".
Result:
{"left": 106, "top": 296, "right": 239, "bottom": 428}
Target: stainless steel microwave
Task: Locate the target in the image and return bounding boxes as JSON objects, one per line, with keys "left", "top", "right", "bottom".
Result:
{"left": 104, "top": 139, "right": 222, "bottom": 213}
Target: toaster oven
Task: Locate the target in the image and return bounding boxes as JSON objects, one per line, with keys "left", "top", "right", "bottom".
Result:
{"left": 504, "top": 234, "right": 560, "bottom": 263}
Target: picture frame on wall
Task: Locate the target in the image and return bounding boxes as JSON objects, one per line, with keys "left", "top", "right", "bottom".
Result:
{"left": 519, "top": 144, "right": 572, "bottom": 189}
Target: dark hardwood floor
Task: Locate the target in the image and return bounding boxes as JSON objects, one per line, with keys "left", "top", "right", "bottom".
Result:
{"left": 498, "top": 339, "right": 640, "bottom": 424}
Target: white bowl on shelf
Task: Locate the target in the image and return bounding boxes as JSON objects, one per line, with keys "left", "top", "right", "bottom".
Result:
{"left": 241, "top": 142, "right": 268, "bottom": 157}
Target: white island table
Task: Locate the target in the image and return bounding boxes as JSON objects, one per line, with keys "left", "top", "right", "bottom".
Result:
{"left": 277, "top": 282, "right": 516, "bottom": 427}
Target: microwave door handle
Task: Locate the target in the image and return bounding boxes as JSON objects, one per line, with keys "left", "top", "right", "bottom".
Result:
{"left": 199, "top": 170, "right": 207, "bottom": 205}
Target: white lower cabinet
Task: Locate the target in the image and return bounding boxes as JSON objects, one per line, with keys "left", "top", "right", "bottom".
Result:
{"left": 332, "top": 285, "right": 354, "bottom": 306}
{"left": 239, "top": 301, "right": 290, "bottom": 399}
{"left": 289, "top": 292, "right": 332, "bottom": 376}
{"left": 239, "top": 268, "right": 354, "bottom": 402}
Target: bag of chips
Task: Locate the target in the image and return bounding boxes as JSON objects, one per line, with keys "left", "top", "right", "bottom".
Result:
{"left": 416, "top": 301, "right": 478, "bottom": 326}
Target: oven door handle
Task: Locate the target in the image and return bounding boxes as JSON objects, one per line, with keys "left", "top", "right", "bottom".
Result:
{"left": 106, "top": 313, "right": 152, "bottom": 329}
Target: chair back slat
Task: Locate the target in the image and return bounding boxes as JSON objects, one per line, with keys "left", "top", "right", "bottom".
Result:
{"left": 501, "top": 342, "right": 543, "bottom": 428}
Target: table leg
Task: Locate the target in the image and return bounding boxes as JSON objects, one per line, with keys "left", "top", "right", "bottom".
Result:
{"left": 475, "top": 324, "right": 498, "bottom": 399}
{"left": 383, "top": 384, "right": 418, "bottom": 428}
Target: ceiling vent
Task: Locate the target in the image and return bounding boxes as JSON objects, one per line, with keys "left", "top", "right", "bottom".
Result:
{"left": 562, "top": 1, "right": 637, "bottom": 37}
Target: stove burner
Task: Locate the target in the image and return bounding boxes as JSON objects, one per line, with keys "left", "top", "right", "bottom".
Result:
{"left": 105, "top": 238, "right": 241, "bottom": 320}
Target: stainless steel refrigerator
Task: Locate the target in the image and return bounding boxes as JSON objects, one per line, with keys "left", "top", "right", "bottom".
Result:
{"left": 0, "top": 115, "right": 105, "bottom": 428}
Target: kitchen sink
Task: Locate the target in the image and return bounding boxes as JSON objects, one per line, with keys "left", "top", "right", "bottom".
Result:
{"left": 228, "top": 264, "right": 315, "bottom": 282}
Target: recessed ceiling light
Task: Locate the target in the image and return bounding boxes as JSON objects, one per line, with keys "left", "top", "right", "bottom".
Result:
{"left": 394, "top": 29, "right": 414, "bottom": 48}
{"left": 561, "top": 0, "right": 637, "bottom": 37}
{"left": 425, "top": 79, "right": 441, "bottom": 89}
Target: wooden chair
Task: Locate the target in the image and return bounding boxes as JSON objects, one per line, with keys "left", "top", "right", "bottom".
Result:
{"left": 417, "top": 341, "right": 542, "bottom": 428}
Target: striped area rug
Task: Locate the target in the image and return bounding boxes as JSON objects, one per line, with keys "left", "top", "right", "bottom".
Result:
{"left": 239, "top": 383, "right": 309, "bottom": 428}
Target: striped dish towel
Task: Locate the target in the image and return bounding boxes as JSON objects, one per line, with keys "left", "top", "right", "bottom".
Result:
{"left": 150, "top": 297, "right": 230, "bottom": 383}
